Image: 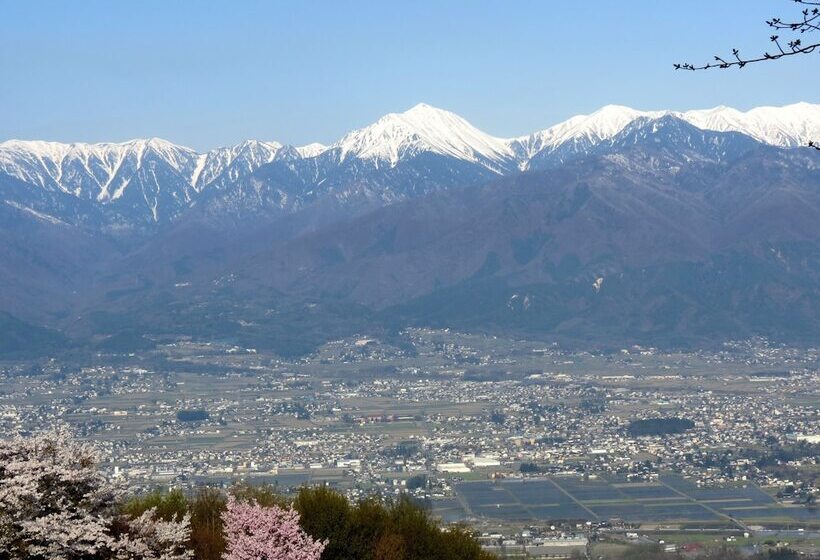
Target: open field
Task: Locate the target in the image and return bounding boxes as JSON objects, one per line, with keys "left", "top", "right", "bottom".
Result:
{"left": 438, "top": 476, "right": 819, "bottom": 527}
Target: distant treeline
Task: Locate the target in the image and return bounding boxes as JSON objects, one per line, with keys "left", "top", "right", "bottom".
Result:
{"left": 627, "top": 417, "right": 694, "bottom": 437}
{"left": 750, "top": 370, "right": 791, "bottom": 378}
{"left": 755, "top": 440, "right": 820, "bottom": 468}
{"left": 176, "top": 409, "right": 210, "bottom": 422}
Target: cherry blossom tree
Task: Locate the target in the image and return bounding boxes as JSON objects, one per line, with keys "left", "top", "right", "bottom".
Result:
{"left": 0, "top": 430, "right": 192, "bottom": 560}
{"left": 0, "top": 430, "right": 119, "bottom": 559}
{"left": 221, "top": 496, "right": 326, "bottom": 560}
{"left": 113, "top": 507, "right": 193, "bottom": 560}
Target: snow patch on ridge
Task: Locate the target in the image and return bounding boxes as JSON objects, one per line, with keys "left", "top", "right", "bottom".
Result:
{"left": 4, "top": 200, "right": 69, "bottom": 226}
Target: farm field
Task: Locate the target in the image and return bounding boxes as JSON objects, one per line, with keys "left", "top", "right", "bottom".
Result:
{"left": 441, "top": 476, "right": 819, "bottom": 527}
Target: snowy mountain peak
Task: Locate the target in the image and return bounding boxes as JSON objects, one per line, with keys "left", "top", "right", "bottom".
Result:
{"left": 189, "top": 140, "right": 284, "bottom": 190}
{"left": 0, "top": 137, "right": 292, "bottom": 205}
{"left": 295, "top": 143, "right": 327, "bottom": 158}
{"left": 678, "top": 102, "right": 820, "bottom": 147}
{"left": 511, "top": 105, "right": 667, "bottom": 161}
{"left": 334, "top": 103, "right": 514, "bottom": 170}
{"left": 584, "top": 105, "right": 665, "bottom": 135}
{"left": 404, "top": 102, "right": 438, "bottom": 114}
{"left": 511, "top": 101, "right": 820, "bottom": 165}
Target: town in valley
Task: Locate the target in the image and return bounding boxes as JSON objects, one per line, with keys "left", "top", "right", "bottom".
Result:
{"left": 2, "top": 330, "right": 817, "bottom": 557}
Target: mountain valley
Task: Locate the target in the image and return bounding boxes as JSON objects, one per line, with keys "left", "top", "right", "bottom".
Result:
{"left": 2, "top": 103, "right": 819, "bottom": 357}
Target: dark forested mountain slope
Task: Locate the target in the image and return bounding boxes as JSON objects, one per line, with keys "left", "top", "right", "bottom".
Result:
{"left": 1, "top": 109, "right": 819, "bottom": 356}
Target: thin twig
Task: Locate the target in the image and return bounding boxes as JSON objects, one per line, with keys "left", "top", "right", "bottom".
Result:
{"left": 674, "top": 42, "right": 820, "bottom": 70}
{"left": 674, "top": 0, "right": 819, "bottom": 150}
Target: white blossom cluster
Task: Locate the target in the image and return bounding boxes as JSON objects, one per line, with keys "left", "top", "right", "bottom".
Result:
{"left": 0, "top": 430, "right": 191, "bottom": 560}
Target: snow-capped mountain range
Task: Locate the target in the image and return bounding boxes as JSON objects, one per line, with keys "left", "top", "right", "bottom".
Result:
{"left": 3, "top": 102, "right": 820, "bottom": 357}
{"left": 1, "top": 102, "right": 818, "bottom": 228}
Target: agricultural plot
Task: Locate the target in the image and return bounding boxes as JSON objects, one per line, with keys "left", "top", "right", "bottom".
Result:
{"left": 528, "top": 504, "right": 591, "bottom": 520}
{"left": 449, "top": 476, "right": 819, "bottom": 526}
{"left": 473, "top": 505, "right": 532, "bottom": 521}
{"left": 614, "top": 483, "right": 679, "bottom": 500}
{"left": 691, "top": 485, "right": 774, "bottom": 502}
{"left": 658, "top": 475, "right": 815, "bottom": 523}
{"left": 553, "top": 477, "right": 627, "bottom": 501}
{"left": 585, "top": 503, "right": 645, "bottom": 522}
{"left": 723, "top": 505, "right": 819, "bottom": 522}
{"left": 503, "top": 480, "right": 569, "bottom": 505}
{"left": 642, "top": 503, "right": 721, "bottom": 522}
{"left": 455, "top": 480, "right": 592, "bottom": 522}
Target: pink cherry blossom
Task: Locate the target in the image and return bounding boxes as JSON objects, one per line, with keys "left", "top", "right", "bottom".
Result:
{"left": 221, "top": 496, "right": 326, "bottom": 560}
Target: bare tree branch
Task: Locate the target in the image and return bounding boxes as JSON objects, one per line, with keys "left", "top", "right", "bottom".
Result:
{"left": 675, "top": 0, "right": 819, "bottom": 150}
{"left": 674, "top": 41, "right": 819, "bottom": 71}
{"left": 675, "top": 0, "right": 820, "bottom": 69}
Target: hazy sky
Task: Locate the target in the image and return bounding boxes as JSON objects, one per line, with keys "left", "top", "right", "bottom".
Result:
{"left": 2, "top": 0, "right": 819, "bottom": 150}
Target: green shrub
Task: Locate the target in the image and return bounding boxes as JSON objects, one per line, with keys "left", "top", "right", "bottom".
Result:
{"left": 189, "top": 487, "right": 226, "bottom": 560}
{"left": 116, "top": 483, "right": 494, "bottom": 560}
{"left": 122, "top": 488, "right": 189, "bottom": 521}
{"left": 231, "top": 482, "right": 289, "bottom": 508}
{"left": 294, "top": 486, "right": 354, "bottom": 559}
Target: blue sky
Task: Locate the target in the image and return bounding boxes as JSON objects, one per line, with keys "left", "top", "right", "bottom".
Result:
{"left": 2, "top": 0, "right": 818, "bottom": 150}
